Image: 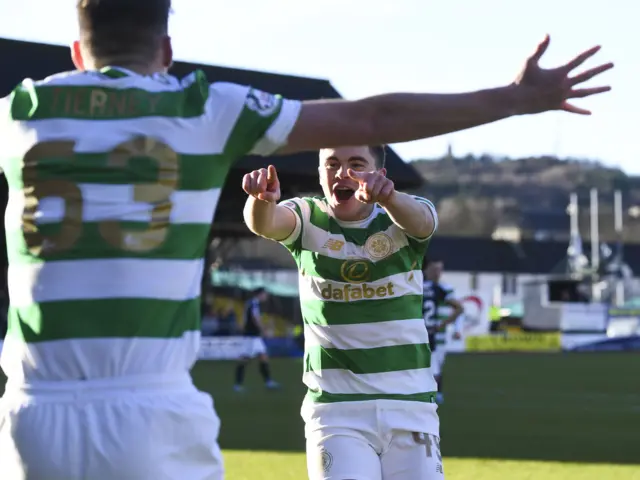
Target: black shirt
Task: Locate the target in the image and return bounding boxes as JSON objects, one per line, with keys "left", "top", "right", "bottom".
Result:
{"left": 243, "top": 298, "right": 262, "bottom": 337}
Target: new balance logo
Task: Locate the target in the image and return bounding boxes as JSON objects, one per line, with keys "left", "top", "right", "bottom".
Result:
{"left": 322, "top": 239, "right": 344, "bottom": 251}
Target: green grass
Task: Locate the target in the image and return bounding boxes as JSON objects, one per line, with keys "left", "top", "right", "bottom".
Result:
{"left": 3, "top": 352, "right": 640, "bottom": 479}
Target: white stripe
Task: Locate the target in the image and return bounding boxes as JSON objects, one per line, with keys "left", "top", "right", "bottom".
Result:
{"left": 0, "top": 333, "right": 200, "bottom": 383}
{"left": 302, "top": 215, "right": 410, "bottom": 262}
{"left": 8, "top": 258, "right": 203, "bottom": 306}
{"left": 304, "top": 319, "right": 428, "bottom": 350}
{"left": 299, "top": 270, "right": 423, "bottom": 303}
{"left": 5, "top": 186, "right": 220, "bottom": 229}
{"left": 303, "top": 368, "right": 436, "bottom": 395}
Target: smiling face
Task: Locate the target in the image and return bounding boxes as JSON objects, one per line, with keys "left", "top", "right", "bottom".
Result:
{"left": 319, "top": 146, "right": 386, "bottom": 221}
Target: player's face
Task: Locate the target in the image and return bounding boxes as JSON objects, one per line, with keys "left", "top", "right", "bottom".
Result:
{"left": 426, "top": 262, "right": 444, "bottom": 281}
{"left": 319, "top": 146, "right": 378, "bottom": 221}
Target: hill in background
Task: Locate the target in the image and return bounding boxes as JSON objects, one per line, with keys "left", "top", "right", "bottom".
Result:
{"left": 409, "top": 152, "right": 640, "bottom": 243}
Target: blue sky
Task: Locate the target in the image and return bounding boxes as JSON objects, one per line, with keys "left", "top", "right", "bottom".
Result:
{"left": 1, "top": 0, "right": 636, "bottom": 172}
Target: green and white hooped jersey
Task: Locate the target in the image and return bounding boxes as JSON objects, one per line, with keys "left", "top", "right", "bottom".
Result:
{"left": 0, "top": 67, "right": 301, "bottom": 383}
{"left": 279, "top": 196, "right": 440, "bottom": 432}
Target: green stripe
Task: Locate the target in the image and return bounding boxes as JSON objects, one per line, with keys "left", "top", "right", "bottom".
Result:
{"left": 308, "top": 198, "right": 394, "bottom": 246}
{"left": 305, "top": 343, "right": 431, "bottom": 374}
{"left": 3, "top": 153, "right": 235, "bottom": 192}
{"left": 10, "top": 70, "right": 210, "bottom": 121}
{"left": 6, "top": 222, "right": 211, "bottom": 263}
{"left": 7, "top": 298, "right": 200, "bottom": 343}
{"left": 299, "top": 246, "right": 418, "bottom": 283}
{"left": 306, "top": 390, "right": 437, "bottom": 404}
{"left": 301, "top": 295, "right": 422, "bottom": 326}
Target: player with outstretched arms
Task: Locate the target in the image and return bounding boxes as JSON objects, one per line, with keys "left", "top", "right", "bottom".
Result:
{"left": 422, "top": 259, "right": 464, "bottom": 405}
{"left": 0, "top": 0, "right": 612, "bottom": 476}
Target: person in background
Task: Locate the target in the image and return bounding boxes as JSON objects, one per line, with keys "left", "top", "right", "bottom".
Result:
{"left": 422, "top": 259, "right": 464, "bottom": 405}
{"left": 234, "top": 288, "right": 280, "bottom": 391}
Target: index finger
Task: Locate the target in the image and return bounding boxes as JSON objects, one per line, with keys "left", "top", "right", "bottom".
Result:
{"left": 267, "top": 165, "right": 278, "bottom": 182}
{"left": 347, "top": 168, "right": 365, "bottom": 181}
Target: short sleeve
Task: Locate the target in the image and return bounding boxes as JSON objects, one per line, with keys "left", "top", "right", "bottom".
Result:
{"left": 278, "top": 198, "right": 304, "bottom": 248}
{"left": 208, "top": 82, "right": 302, "bottom": 159}
{"left": 404, "top": 196, "right": 438, "bottom": 256}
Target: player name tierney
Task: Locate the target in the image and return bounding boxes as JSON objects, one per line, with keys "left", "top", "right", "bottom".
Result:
{"left": 50, "top": 87, "right": 163, "bottom": 118}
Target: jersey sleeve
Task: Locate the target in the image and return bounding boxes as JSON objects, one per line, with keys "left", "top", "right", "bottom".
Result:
{"left": 208, "top": 81, "right": 302, "bottom": 158}
{"left": 276, "top": 197, "right": 311, "bottom": 257}
{"left": 403, "top": 195, "right": 438, "bottom": 255}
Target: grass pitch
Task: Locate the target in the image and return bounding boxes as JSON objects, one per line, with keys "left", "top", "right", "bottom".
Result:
{"left": 3, "top": 352, "right": 640, "bottom": 479}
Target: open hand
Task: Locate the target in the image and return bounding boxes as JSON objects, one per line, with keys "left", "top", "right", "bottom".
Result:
{"left": 514, "top": 35, "right": 613, "bottom": 115}
{"left": 347, "top": 169, "right": 395, "bottom": 206}
{"left": 242, "top": 165, "right": 281, "bottom": 203}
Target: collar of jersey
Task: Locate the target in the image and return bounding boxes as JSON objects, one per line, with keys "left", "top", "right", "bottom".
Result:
{"left": 98, "top": 66, "right": 139, "bottom": 79}
{"left": 330, "top": 200, "right": 381, "bottom": 228}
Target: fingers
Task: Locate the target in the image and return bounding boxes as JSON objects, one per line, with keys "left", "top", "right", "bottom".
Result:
{"left": 529, "top": 34, "right": 550, "bottom": 63}
{"left": 256, "top": 168, "right": 268, "bottom": 191}
{"left": 347, "top": 168, "right": 365, "bottom": 181}
{"left": 379, "top": 181, "right": 395, "bottom": 200}
{"left": 267, "top": 164, "right": 278, "bottom": 183}
{"left": 569, "top": 62, "right": 614, "bottom": 87}
{"left": 242, "top": 173, "right": 251, "bottom": 194}
{"left": 355, "top": 176, "right": 394, "bottom": 204}
{"left": 561, "top": 101, "right": 591, "bottom": 116}
{"left": 243, "top": 168, "right": 272, "bottom": 197}
{"left": 563, "top": 45, "right": 601, "bottom": 72}
{"left": 567, "top": 86, "right": 612, "bottom": 99}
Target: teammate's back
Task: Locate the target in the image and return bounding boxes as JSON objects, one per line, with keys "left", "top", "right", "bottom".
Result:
{"left": 0, "top": 2, "right": 303, "bottom": 478}
{"left": 0, "top": 66, "right": 298, "bottom": 384}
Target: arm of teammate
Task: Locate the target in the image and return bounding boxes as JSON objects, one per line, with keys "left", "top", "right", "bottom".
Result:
{"left": 277, "top": 37, "right": 612, "bottom": 154}
{"left": 242, "top": 165, "right": 297, "bottom": 241}
{"left": 346, "top": 169, "right": 436, "bottom": 239}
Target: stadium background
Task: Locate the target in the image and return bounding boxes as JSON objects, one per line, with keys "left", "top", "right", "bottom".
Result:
{"left": 0, "top": 38, "right": 639, "bottom": 479}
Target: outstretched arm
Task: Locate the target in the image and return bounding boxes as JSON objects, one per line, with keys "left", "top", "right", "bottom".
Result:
{"left": 242, "top": 165, "right": 297, "bottom": 241}
{"left": 278, "top": 37, "right": 612, "bottom": 154}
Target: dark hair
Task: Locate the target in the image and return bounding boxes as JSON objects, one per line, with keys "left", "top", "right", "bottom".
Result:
{"left": 368, "top": 145, "right": 387, "bottom": 169}
{"left": 253, "top": 287, "right": 267, "bottom": 297}
{"left": 424, "top": 257, "right": 443, "bottom": 269}
{"left": 77, "top": 0, "right": 171, "bottom": 64}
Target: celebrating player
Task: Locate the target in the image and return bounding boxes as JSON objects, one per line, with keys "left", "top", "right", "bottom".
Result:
{"left": 0, "top": 0, "right": 613, "bottom": 476}
{"left": 243, "top": 148, "right": 444, "bottom": 478}
{"left": 422, "top": 259, "right": 464, "bottom": 405}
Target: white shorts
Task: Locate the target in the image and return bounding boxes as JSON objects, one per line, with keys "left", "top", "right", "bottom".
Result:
{"left": 431, "top": 348, "right": 447, "bottom": 377}
{"left": 0, "top": 373, "right": 223, "bottom": 480}
{"left": 305, "top": 402, "right": 444, "bottom": 480}
{"left": 244, "top": 337, "right": 267, "bottom": 358}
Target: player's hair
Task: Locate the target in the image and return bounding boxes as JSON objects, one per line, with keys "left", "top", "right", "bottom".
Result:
{"left": 368, "top": 145, "right": 387, "bottom": 169}
{"left": 76, "top": 0, "right": 171, "bottom": 66}
{"left": 253, "top": 287, "right": 267, "bottom": 297}
{"left": 424, "top": 257, "right": 444, "bottom": 270}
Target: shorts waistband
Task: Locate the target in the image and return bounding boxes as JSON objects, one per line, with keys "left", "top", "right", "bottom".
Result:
{"left": 4, "top": 372, "right": 193, "bottom": 397}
